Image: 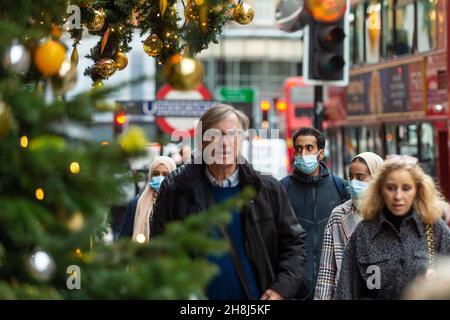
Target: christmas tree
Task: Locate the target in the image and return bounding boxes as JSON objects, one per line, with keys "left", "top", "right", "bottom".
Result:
{"left": 0, "top": 0, "right": 254, "bottom": 299}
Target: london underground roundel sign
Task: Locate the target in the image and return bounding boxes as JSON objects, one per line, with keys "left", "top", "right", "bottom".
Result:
{"left": 155, "top": 84, "right": 213, "bottom": 136}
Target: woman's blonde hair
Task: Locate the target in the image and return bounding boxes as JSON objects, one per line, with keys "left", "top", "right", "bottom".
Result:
{"left": 360, "top": 156, "right": 444, "bottom": 224}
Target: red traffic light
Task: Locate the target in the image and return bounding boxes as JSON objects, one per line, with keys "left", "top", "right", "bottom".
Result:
{"left": 306, "top": 0, "right": 347, "bottom": 23}
{"left": 276, "top": 100, "right": 287, "bottom": 111}
{"left": 114, "top": 111, "right": 127, "bottom": 125}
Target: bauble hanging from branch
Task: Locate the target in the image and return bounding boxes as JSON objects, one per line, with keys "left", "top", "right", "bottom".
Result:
{"left": 2, "top": 40, "right": 31, "bottom": 75}
{"left": 34, "top": 40, "right": 67, "bottom": 77}
{"left": 163, "top": 54, "right": 204, "bottom": 91}
{"left": 114, "top": 51, "right": 128, "bottom": 70}
{"left": 96, "top": 58, "right": 117, "bottom": 78}
{"left": 143, "top": 34, "right": 163, "bottom": 57}
{"left": 233, "top": 2, "right": 254, "bottom": 25}
{"left": 87, "top": 10, "right": 106, "bottom": 32}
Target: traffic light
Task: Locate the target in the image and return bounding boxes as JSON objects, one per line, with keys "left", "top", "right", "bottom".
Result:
{"left": 113, "top": 110, "right": 127, "bottom": 136}
{"left": 275, "top": 99, "right": 287, "bottom": 112}
{"left": 303, "top": 0, "right": 349, "bottom": 86}
{"left": 260, "top": 99, "right": 271, "bottom": 129}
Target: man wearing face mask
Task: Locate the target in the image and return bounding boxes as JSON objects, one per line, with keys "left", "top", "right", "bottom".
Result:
{"left": 280, "top": 127, "right": 350, "bottom": 300}
{"left": 119, "top": 156, "right": 177, "bottom": 241}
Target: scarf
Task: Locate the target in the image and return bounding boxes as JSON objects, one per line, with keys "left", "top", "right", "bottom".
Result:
{"left": 132, "top": 156, "right": 176, "bottom": 242}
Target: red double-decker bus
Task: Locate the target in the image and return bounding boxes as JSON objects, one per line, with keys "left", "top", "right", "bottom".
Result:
{"left": 324, "top": 0, "right": 450, "bottom": 198}
{"left": 278, "top": 77, "right": 314, "bottom": 167}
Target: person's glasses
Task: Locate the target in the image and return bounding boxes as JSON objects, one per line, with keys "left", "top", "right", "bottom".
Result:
{"left": 386, "top": 154, "right": 418, "bottom": 165}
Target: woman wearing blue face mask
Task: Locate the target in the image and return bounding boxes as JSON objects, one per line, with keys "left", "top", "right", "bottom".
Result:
{"left": 314, "top": 152, "right": 384, "bottom": 300}
{"left": 119, "top": 156, "right": 176, "bottom": 242}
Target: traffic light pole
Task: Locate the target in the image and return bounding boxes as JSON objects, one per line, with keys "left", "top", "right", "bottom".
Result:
{"left": 313, "top": 85, "right": 324, "bottom": 132}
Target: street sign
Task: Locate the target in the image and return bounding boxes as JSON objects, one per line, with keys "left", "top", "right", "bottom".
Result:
{"left": 144, "top": 100, "right": 217, "bottom": 117}
{"left": 216, "top": 86, "right": 257, "bottom": 128}
{"left": 216, "top": 86, "right": 255, "bottom": 103}
{"left": 155, "top": 84, "right": 213, "bottom": 136}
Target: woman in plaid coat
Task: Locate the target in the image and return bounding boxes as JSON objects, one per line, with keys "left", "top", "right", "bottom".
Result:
{"left": 314, "top": 152, "right": 384, "bottom": 300}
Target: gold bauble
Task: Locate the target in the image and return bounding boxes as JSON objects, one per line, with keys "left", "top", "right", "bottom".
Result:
{"left": 0, "top": 101, "right": 13, "bottom": 138}
{"left": 87, "top": 10, "right": 105, "bottom": 32}
{"left": 233, "top": 3, "right": 254, "bottom": 25}
{"left": 163, "top": 54, "right": 204, "bottom": 91}
{"left": 96, "top": 58, "right": 117, "bottom": 78}
{"left": 114, "top": 51, "right": 128, "bottom": 70}
{"left": 143, "top": 34, "right": 163, "bottom": 57}
{"left": 34, "top": 40, "right": 67, "bottom": 77}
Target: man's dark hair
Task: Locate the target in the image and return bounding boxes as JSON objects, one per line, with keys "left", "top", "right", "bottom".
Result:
{"left": 293, "top": 127, "right": 325, "bottom": 150}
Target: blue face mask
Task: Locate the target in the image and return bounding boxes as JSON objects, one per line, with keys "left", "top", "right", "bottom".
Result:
{"left": 346, "top": 179, "right": 369, "bottom": 199}
{"left": 149, "top": 175, "right": 165, "bottom": 193}
{"left": 294, "top": 153, "right": 320, "bottom": 175}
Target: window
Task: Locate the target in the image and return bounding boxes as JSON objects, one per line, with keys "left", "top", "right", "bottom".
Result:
{"left": 327, "top": 129, "right": 345, "bottom": 178}
{"left": 398, "top": 124, "right": 418, "bottom": 157}
{"left": 420, "top": 123, "right": 436, "bottom": 176}
{"left": 417, "top": 0, "right": 437, "bottom": 52}
{"left": 382, "top": 0, "right": 395, "bottom": 58}
{"left": 365, "top": 1, "right": 382, "bottom": 63}
{"left": 385, "top": 125, "right": 398, "bottom": 155}
{"left": 343, "top": 128, "right": 359, "bottom": 171}
{"left": 350, "top": 3, "right": 365, "bottom": 65}
{"left": 394, "top": 0, "right": 415, "bottom": 55}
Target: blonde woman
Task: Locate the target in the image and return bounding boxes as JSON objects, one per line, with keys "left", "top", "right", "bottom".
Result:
{"left": 119, "top": 156, "right": 176, "bottom": 242}
{"left": 315, "top": 152, "right": 384, "bottom": 300}
{"left": 336, "top": 155, "right": 450, "bottom": 300}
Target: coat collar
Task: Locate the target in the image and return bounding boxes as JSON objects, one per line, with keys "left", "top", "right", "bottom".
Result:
{"left": 372, "top": 207, "right": 425, "bottom": 239}
{"left": 173, "top": 157, "right": 262, "bottom": 207}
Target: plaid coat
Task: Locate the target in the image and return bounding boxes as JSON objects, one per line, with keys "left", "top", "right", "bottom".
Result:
{"left": 314, "top": 199, "right": 362, "bottom": 300}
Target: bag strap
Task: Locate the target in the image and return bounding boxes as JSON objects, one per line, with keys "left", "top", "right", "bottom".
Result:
{"left": 425, "top": 224, "right": 435, "bottom": 269}
{"left": 219, "top": 227, "right": 254, "bottom": 300}
{"left": 331, "top": 174, "right": 349, "bottom": 204}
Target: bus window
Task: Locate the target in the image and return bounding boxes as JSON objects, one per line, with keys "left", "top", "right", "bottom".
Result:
{"left": 343, "top": 128, "right": 358, "bottom": 172}
{"left": 327, "top": 128, "right": 345, "bottom": 178}
{"left": 398, "top": 124, "right": 418, "bottom": 157}
{"left": 420, "top": 123, "right": 436, "bottom": 177}
{"left": 385, "top": 124, "right": 398, "bottom": 155}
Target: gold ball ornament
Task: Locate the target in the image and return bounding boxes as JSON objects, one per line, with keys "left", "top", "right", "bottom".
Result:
{"left": 87, "top": 10, "right": 106, "bottom": 32}
{"left": 163, "top": 54, "right": 204, "bottom": 91}
{"left": 114, "top": 51, "right": 128, "bottom": 70}
{"left": 0, "top": 101, "right": 13, "bottom": 138}
{"left": 143, "top": 34, "right": 163, "bottom": 57}
{"left": 34, "top": 40, "right": 67, "bottom": 77}
{"left": 233, "top": 3, "right": 255, "bottom": 25}
{"left": 96, "top": 58, "right": 117, "bottom": 78}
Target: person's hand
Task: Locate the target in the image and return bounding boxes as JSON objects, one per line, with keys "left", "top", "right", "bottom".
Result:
{"left": 260, "top": 289, "right": 284, "bottom": 300}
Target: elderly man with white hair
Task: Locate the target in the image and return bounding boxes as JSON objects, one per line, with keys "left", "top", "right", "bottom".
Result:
{"left": 152, "top": 103, "right": 306, "bottom": 300}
